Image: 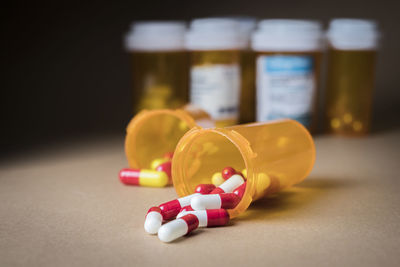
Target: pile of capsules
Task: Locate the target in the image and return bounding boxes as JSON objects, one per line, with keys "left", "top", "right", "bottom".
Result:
{"left": 145, "top": 167, "right": 246, "bottom": 242}
{"left": 119, "top": 154, "right": 246, "bottom": 243}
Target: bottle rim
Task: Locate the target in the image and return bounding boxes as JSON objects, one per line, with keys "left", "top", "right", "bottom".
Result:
{"left": 125, "top": 109, "right": 197, "bottom": 168}
{"left": 172, "top": 126, "right": 255, "bottom": 218}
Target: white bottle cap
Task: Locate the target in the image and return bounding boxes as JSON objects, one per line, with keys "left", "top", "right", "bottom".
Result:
{"left": 185, "top": 18, "right": 244, "bottom": 50}
{"left": 228, "top": 16, "right": 257, "bottom": 48}
{"left": 125, "top": 21, "right": 186, "bottom": 51}
{"left": 327, "top": 19, "right": 380, "bottom": 50}
{"left": 251, "top": 19, "right": 323, "bottom": 52}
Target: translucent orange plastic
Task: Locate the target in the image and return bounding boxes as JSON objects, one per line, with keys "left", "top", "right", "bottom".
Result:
{"left": 172, "top": 119, "right": 316, "bottom": 218}
{"left": 125, "top": 108, "right": 212, "bottom": 169}
{"left": 325, "top": 49, "right": 376, "bottom": 135}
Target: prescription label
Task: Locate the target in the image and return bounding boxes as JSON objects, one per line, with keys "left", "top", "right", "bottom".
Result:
{"left": 256, "top": 55, "right": 315, "bottom": 127}
{"left": 190, "top": 64, "right": 240, "bottom": 120}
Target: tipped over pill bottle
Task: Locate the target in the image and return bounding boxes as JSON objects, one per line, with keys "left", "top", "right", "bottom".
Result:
{"left": 172, "top": 119, "right": 316, "bottom": 218}
{"left": 185, "top": 18, "right": 244, "bottom": 127}
{"left": 252, "top": 19, "right": 323, "bottom": 132}
{"left": 125, "top": 107, "right": 213, "bottom": 169}
{"left": 125, "top": 21, "right": 189, "bottom": 113}
{"left": 325, "top": 19, "right": 380, "bottom": 136}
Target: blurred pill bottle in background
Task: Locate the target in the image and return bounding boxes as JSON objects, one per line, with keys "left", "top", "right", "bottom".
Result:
{"left": 325, "top": 19, "right": 380, "bottom": 136}
{"left": 125, "top": 22, "right": 189, "bottom": 114}
{"left": 185, "top": 18, "right": 244, "bottom": 127}
{"left": 252, "top": 19, "right": 324, "bottom": 132}
{"left": 233, "top": 17, "right": 258, "bottom": 124}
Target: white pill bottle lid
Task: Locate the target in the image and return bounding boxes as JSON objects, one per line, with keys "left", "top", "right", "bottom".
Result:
{"left": 327, "top": 19, "right": 380, "bottom": 50}
{"left": 251, "top": 19, "right": 323, "bottom": 52}
{"left": 228, "top": 16, "right": 257, "bottom": 48}
{"left": 125, "top": 21, "right": 186, "bottom": 51}
{"left": 185, "top": 18, "right": 244, "bottom": 50}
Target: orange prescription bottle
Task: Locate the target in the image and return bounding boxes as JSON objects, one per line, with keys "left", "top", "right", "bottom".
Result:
{"left": 185, "top": 18, "right": 244, "bottom": 128}
{"left": 251, "top": 20, "right": 323, "bottom": 132}
{"left": 172, "top": 119, "right": 315, "bottom": 218}
{"left": 125, "top": 22, "right": 189, "bottom": 113}
{"left": 325, "top": 19, "right": 380, "bottom": 136}
{"left": 125, "top": 108, "right": 213, "bottom": 169}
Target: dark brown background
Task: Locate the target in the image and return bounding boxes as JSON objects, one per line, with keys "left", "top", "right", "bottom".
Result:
{"left": 2, "top": 0, "right": 400, "bottom": 156}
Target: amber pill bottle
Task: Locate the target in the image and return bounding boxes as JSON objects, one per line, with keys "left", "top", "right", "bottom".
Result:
{"left": 125, "top": 22, "right": 189, "bottom": 113}
{"left": 185, "top": 18, "right": 244, "bottom": 128}
{"left": 172, "top": 119, "right": 315, "bottom": 218}
{"left": 251, "top": 20, "right": 323, "bottom": 132}
{"left": 325, "top": 19, "right": 380, "bottom": 136}
{"left": 125, "top": 108, "right": 212, "bottom": 169}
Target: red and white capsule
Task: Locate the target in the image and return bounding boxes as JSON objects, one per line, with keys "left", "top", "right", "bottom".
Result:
{"left": 179, "top": 205, "right": 194, "bottom": 213}
{"left": 119, "top": 168, "right": 168, "bottom": 187}
{"left": 158, "top": 193, "right": 200, "bottom": 220}
{"left": 144, "top": 207, "right": 163, "bottom": 234}
{"left": 176, "top": 205, "right": 194, "bottom": 218}
{"left": 195, "top": 184, "right": 216, "bottom": 194}
{"left": 211, "top": 174, "right": 245, "bottom": 194}
{"left": 158, "top": 214, "right": 199, "bottom": 243}
{"left": 191, "top": 193, "right": 241, "bottom": 210}
{"left": 177, "top": 209, "right": 230, "bottom": 227}
{"left": 233, "top": 182, "right": 247, "bottom": 199}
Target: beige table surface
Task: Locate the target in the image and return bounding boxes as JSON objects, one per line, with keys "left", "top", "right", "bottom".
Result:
{"left": 1, "top": 129, "right": 400, "bottom": 267}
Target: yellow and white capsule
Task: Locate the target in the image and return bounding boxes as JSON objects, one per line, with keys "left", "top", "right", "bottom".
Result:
{"left": 119, "top": 168, "right": 168, "bottom": 187}
{"left": 211, "top": 172, "right": 224, "bottom": 186}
